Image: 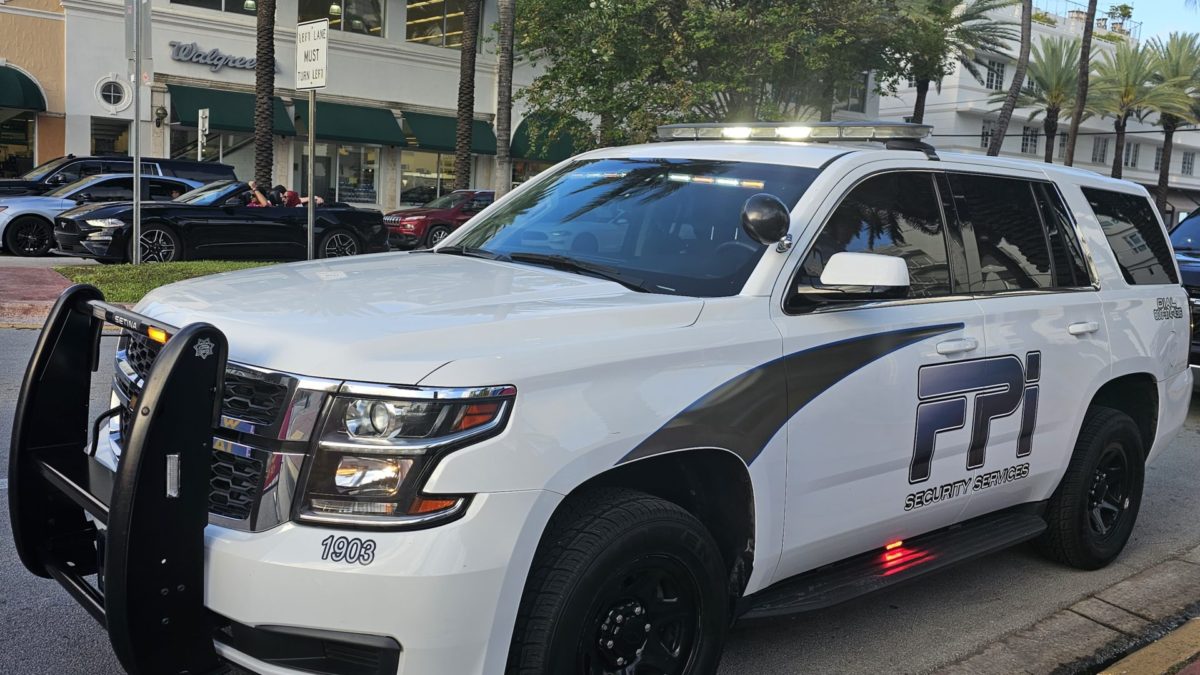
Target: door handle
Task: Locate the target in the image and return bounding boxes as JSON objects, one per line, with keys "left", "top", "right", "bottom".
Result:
{"left": 936, "top": 338, "right": 979, "bottom": 355}
{"left": 1068, "top": 321, "right": 1100, "bottom": 336}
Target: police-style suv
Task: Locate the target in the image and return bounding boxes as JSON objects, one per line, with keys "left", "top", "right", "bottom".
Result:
{"left": 9, "top": 122, "right": 1190, "bottom": 675}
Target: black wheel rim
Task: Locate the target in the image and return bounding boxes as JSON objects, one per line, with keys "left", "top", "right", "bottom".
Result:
{"left": 140, "top": 230, "right": 176, "bottom": 262}
{"left": 578, "top": 555, "right": 702, "bottom": 675}
{"left": 10, "top": 220, "right": 50, "bottom": 255}
{"left": 1088, "top": 442, "right": 1132, "bottom": 538}
{"left": 324, "top": 233, "right": 358, "bottom": 257}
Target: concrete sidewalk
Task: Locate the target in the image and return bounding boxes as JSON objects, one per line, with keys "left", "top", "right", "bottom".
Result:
{"left": 939, "top": 547, "right": 1200, "bottom": 674}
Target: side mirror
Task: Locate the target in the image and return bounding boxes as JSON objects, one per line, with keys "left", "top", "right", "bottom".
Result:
{"left": 224, "top": 196, "right": 244, "bottom": 207}
{"left": 741, "top": 193, "right": 790, "bottom": 246}
{"left": 75, "top": 192, "right": 93, "bottom": 202}
{"left": 811, "top": 252, "right": 909, "bottom": 302}
{"left": 47, "top": 174, "right": 69, "bottom": 186}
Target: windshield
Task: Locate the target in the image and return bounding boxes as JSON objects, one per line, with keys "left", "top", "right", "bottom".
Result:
{"left": 423, "top": 192, "right": 471, "bottom": 209}
{"left": 176, "top": 180, "right": 241, "bottom": 205}
{"left": 45, "top": 175, "right": 104, "bottom": 198}
{"left": 20, "top": 156, "right": 73, "bottom": 181}
{"left": 452, "top": 158, "right": 820, "bottom": 296}
{"left": 1171, "top": 214, "right": 1200, "bottom": 252}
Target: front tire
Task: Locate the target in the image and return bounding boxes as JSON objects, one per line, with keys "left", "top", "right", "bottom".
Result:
{"left": 3, "top": 216, "right": 53, "bottom": 256}
{"left": 138, "top": 224, "right": 182, "bottom": 263}
{"left": 1035, "top": 406, "right": 1145, "bottom": 570}
{"left": 508, "top": 489, "right": 728, "bottom": 675}
{"left": 424, "top": 224, "right": 452, "bottom": 248}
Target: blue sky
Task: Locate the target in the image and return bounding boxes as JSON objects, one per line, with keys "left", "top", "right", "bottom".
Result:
{"left": 1133, "top": 2, "right": 1200, "bottom": 41}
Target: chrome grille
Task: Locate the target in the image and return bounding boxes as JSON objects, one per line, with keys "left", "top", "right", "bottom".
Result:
{"left": 209, "top": 452, "right": 264, "bottom": 520}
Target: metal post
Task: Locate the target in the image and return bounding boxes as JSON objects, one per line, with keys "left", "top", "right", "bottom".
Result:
{"left": 307, "top": 90, "right": 316, "bottom": 261}
{"left": 130, "top": 0, "right": 142, "bottom": 266}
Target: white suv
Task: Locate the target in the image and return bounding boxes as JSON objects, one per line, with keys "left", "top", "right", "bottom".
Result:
{"left": 9, "top": 122, "right": 1191, "bottom": 675}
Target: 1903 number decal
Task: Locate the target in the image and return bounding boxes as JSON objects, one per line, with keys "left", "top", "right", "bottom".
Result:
{"left": 320, "top": 535, "right": 376, "bottom": 565}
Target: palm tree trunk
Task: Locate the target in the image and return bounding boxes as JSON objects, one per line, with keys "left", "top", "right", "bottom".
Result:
{"left": 988, "top": 0, "right": 1032, "bottom": 156}
{"left": 1043, "top": 108, "right": 1059, "bottom": 164}
{"left": 1111, "top": 115, "right": 1126, "bottom": 179}
{"left": 912, "top": 79, "right": 930, "bottom": 124}
{"left": 494, "top": 0, "right": 514, "bottom": 196}
{"left": 253, "top": 0, "right": 277, "bottom": 188}
{"left": 1157, "top": 118, "right": 1178, "bottom": 214}
{"left": 453, "top": 0, "right": 482, "bottom": 191}
{"left": 1063, "top": 0, "right": 1097, "bottom": 166}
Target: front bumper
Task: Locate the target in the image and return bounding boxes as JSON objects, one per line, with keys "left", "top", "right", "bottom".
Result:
{"left": 387, "top": 228, "right": 421, "bottom": 250}
{"left": 53, "top": 224, "right": 125, "bottom": 261}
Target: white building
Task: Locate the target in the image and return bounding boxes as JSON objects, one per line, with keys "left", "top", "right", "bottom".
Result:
{"left": 57, "top": 0, "right": 560, "bottom": 211}
{"left": 878, "top": 0, "right": 1200, "bottom": 225}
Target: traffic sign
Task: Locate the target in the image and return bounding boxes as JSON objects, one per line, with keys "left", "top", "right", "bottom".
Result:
{"left": 296, "top": 19, "right": 328, "bottom": 90}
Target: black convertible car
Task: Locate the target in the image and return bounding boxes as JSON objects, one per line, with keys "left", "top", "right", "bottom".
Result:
{"left": 54, "top": 181, "right": 388, "bottom": 263}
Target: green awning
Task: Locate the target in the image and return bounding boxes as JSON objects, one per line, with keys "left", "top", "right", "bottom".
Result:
{"left": 0, "top": 66, "right": 46, "bottom": 111}
{"left": 511, "top": 114, "right": 590, "bottom": 163}
{"left": 403, "top": 111, "right": 496, "bottom": 155}
{"left": 168, "top": 84, "right": 294, "bottom": 135}
{"left": 293, "top": 100, "right": 406, "bottom": 146}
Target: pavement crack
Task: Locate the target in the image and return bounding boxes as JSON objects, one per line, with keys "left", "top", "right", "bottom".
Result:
{"left": 1092, "top": 596, "right": 1156, "bottom": 624}
{"left": 1067, "top": 607, "right": 1134, "bottom": 637}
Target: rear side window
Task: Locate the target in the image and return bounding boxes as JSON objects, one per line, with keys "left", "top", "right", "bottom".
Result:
{"left": 1083, "top": 188, "right": 1178, "bottom": 285}
{"left": 948, "top": 173, "right": 1053, "bottom": 292}
{"left": 796, "top": 171, "right": 951, "bottom": 299}
{"left": 1033, "top": 183, "right": 1092, "bottom": 287}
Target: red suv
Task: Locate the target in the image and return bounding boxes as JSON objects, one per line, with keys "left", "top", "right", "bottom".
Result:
{"left": 384, "top": 189, "right": 495, "bottom": 249}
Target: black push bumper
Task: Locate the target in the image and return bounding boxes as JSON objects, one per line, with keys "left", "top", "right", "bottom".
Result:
{"left": 8, "top": 284, "right": 228, "bottom": 675}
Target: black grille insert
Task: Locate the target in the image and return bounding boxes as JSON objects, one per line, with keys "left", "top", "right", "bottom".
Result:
{"left": 209, "top": 451, "right": 264, "bottom": 520}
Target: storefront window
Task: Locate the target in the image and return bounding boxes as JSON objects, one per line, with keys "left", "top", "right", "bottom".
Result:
{"left": 399, "top": 150, "right": 440, "bottom": 205}
{"left": 406, "top": 0, "right": 469, "bottom": 48}
{"left": 337, "top": 144, "right": 379, "bottom": 203}
{"left": 0, "top": 112, "right": 35, "bottom": 178}
{"left": 301, "top": 0, "right": 384, "bottom": 36}
{"left": 91, "top": 118, "right": 130, "bottom": 155}
{"left": 295, "top": 141, "right": 335, "bottom": 203}
{"left": 170, "top": 0, "right": 255, "bottom": 16}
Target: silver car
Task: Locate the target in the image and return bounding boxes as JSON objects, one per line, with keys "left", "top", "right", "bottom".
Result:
{"left": 0, "top": 173, "right": 201, "bottom": 256}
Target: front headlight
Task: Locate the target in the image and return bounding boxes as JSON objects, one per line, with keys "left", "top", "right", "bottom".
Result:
{"left": 85, "top": 218, "right": 126, "bottom": 229}
{"left": 297, "top": 385, "right": 516, "bottom": 527}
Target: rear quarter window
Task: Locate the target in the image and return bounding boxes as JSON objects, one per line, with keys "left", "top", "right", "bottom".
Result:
{"left": 1082, "top": 187, "right": 1178, "bottom": 285}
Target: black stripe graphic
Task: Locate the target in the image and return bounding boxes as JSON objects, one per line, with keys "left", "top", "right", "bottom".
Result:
{"left": 619, "top": 323, "right": 964, "bottom": 466}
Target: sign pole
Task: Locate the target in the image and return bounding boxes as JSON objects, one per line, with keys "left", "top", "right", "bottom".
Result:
{"left": 129, "top": 0, "right": 142, "bottom": 265}
{"left": 296, "top": 18, "right": 327, "bottom": 261}
{"left": 307, "top": 90, "right": 316, "bottom": 260}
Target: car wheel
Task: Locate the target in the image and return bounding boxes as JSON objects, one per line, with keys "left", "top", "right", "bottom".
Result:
{"left": 424, "top": 225, "right": 452, "bottom": 248}
{"left": 319, "top": 230, "right": 360, "bottom": 258}
{"left": 3, "top": 216, "right": 53, "bottom": 257}
{"left": 507, "top": 489, "right": 728, "bottom": 675}
{"left": 138, "top": 225, "right": 182, "bottom": 263}
{"left": 1035, "top": 406, "right": 1145, "bottom": 570}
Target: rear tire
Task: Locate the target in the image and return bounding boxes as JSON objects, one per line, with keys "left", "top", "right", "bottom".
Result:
{"left": 1035, "top": 406, "right": 1145, "bottom": 570}
{"left": 507, "top": 489, "right": 728, "bottom": 675}
{"left": 3, "top": 216, "right": 53, "bottom": 257}
{"left": 318, "top": 229, "right": 360, "bottom": 258}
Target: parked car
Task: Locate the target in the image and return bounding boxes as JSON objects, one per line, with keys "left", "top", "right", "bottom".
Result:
{"left": 0, "top": 154, "right": 235, "bottom": 197}
{"left": 53, "top": 180, "right": 388, "bottom": 263}
{"left": 0, "top": 174, "right": 201, "bottom": 256}
{"left": 11, "top": 122, "right": 1191, "bottom": 674}
{"left": 384, "top": 189, "right": 494, "bottom": 249}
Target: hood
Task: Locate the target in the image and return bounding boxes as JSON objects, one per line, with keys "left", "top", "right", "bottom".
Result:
{"left": 1177, "top": 251, "right": 1200, "bottom": 289}
{"left": 58, "top": 200, "right": 174, "bottom": 220}
{"left": 0, "top": 180, "right": 44, "bottom": 196}
{"left": 0, "top": 194, "right": 78, "bottom": 210}
{"left": 135, "top": 252, "right": 705, "bottom": 384}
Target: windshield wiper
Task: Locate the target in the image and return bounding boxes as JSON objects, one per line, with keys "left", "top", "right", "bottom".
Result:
{"left": 506, "top": 252, "right": 651, "bottom": 293}
{"left": 417, "top": 245, "right": 508, "bottom": 260}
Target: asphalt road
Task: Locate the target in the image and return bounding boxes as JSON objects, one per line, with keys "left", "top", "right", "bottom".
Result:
{"left": 1, "top": 326, "right": 1199, "bottom": 674}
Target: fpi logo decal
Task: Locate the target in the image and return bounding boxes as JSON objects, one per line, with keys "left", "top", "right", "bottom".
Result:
{"left": 909, "top": 352, "right": 1040, "bottom": 485}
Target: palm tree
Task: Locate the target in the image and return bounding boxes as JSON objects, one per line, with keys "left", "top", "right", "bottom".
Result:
{"left": 454, "top": 0, "right": 483, "bottom": 191}
{"left": 1062, "top": 0, "right": 1096, "bottom": 166}
{"left": 987, "top": 0, "right": 1031, "bottom": 155}
{"left": 494, "top": 0, "right": 515, "bottom": 197}
{"left": 1150, "top": 33, "right": 1200, "bottom": 213}
{"left": 1089, "top": 42, "right": 1195, "bottom": 179}
{"left": 892, "top": 0, "right": 1018, "bottom": 124}
{"left": 989, "top": 36, "right": 1079, "bottom": 163}
{"left": 253, "top": 0, "right": 276, "bottom": 188}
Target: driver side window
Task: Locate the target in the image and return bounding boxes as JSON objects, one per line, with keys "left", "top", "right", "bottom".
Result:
{"left": 794, "top": 171, "right": 952, "bottom": 301}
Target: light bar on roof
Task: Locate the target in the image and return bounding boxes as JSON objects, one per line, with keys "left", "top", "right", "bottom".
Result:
{"left": 658, "top": 121, "right": 933, "bottom": 143}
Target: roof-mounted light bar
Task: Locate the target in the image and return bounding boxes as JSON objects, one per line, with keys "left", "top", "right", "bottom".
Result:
{"left": 657, "top": 121, "right": 933, "bottom": 143}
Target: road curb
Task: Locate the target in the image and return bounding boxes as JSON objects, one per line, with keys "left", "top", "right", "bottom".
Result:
{"left": 936, "top": 545, "right": 1200, "bottom": 675}
{"left": 1100, "top": 618, "right": 1200, "bottom": 674}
